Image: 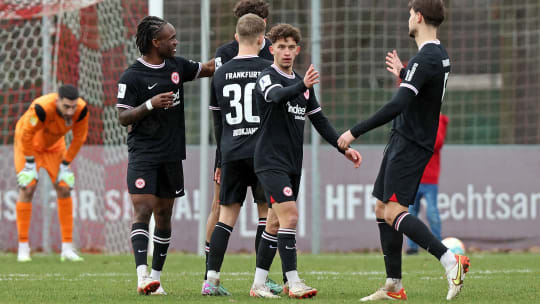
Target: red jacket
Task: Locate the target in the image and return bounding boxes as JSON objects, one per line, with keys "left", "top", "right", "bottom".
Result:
{"left": 421, "top": 114, "right": 449, "bottom": 184}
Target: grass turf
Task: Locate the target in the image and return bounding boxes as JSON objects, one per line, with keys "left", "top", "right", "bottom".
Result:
{"left": 0, "top": 252, "right": 538, "bottom": 303}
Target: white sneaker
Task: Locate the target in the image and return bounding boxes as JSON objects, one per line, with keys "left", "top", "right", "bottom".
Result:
{"left": 446, "top": 255, "right": 470, "bottom": 300}
{"left": 250, "top": 283, "right": 280, "bottom": 298}
{"left": 151, "top": 285, "right": 167, "bottom": 295}
{"left": 137, "top": 275, "right": 160, "bottom": 295}
{"left": 17, "top": 243, "right": 31, "bottom": 262}
{"left": 360, "top": 287, "right": 407, "bottom": 301}
{"left": 288, "top": 280, "right": 318, "bottom": 299}
{"left": 60, "top": 250, "right": 84, "bottom": 262}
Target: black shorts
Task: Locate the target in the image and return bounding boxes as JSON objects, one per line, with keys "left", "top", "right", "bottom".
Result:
{"left": 219, "top": 158, "right": 265, "bottom": 206}
{"left": 127, "top": 160, "right": 184, "bottom": 198}
{"left": 256, "top": 170, "right": 301, "bottom": 207}
{"left": 373, "top": 132, "right": 432, "bottom": 207}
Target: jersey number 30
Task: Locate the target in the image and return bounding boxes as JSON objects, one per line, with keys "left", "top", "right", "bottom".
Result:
{"left": 223, "top": 83, "right": 259, "bottom": 125}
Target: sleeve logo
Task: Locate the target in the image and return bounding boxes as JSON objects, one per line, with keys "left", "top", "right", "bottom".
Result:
{"left": 215, "top": 57, "right": 222, "bottom": 69}
{"left": 29, "top": 115, "right": 38, "bottom": 126}
{"left": 405, "top": 62, "right": 418, "bottom": 82}
{"left": 304, "top": 89, "right": 310, "bottom": 100}
{"left": 259, "top": 74, "right": 271, "bottom": 91}
{"left": 117, "top": 83, "right": 126, "bottom": 98}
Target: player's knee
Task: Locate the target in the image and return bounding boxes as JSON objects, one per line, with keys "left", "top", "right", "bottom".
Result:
{"left": 282, "top": 213, "right": 298, "bottom": 228}
{"left": 19, "top": 184, "right": 37, "bottom": 199}
{"left": 55, "top": 185, "right": 71, "bottom": 198}
{"left": 133, "top": 205, "right": 153, "bottom": 222}
{"left": 374, "top": 201, "right": 385, "bottom": 219}
{"left": 265, "top": 218, "right": 279, "bottom": 234}
{"left": 154, "top": 206, "right": 173, "bottom": 223}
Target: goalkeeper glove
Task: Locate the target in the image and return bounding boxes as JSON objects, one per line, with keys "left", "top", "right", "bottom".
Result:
{"left": 57, "top": 162, "right": 75, "bottom": 188}
{"left": 17, "top": 157, "right": 38, "bottom": 187}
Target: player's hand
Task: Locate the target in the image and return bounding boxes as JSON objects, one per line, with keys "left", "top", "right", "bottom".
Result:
{"left": 214, "top": 167, "right": 221, "bottom": 184}
{"left": 303, "top": 64, "right": 320, "bottom": 89}
{"left": 57, "top": 162, "right": 75, "bottom": 188}
{"left": 338, "top": 130, "right": 356, "bottom": 150}
{"left": 344, "top": 148, "right": 362, "bottom": 168}
{"left": 151, "top": 92, "right": 175, "bottom": 108}
{"left": 17, "top": 157, "right": 38, "bottom": 187}
{"left": 385, "top": 50, "right": 403, "bottom": 78}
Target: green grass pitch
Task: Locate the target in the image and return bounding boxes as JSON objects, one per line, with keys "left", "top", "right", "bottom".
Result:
{"left": 0, "top": 252, "right": 538, "bottom": 303}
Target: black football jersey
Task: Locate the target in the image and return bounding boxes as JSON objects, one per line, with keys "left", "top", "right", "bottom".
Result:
{"left": 214, "top": 37, "right": 273, "bottom": 69}
{"left": 116, "top": 57, "right": 201, "bottom": 162}
{"left": 210, "top": 55, "right": 272, "bottom": 163}
{"left": 395, "top": 40, "right": 451, "bottom": 151}
{"left": 254, "top": 64, "right": 322, "bottom": 174}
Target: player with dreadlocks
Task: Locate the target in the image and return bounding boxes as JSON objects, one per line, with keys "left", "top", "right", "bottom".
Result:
{"left": 116, "top": 16, "right": 215, "bottom": 295}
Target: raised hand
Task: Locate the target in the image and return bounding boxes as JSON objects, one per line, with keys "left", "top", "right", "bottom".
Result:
{"left": 385, "top": 50, "right": 403, "bottom": 78}
{"left": 303, "top": 64, "right": 320, "bottom": 89}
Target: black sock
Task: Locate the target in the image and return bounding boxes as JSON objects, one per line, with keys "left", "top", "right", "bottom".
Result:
{"left": 204, "top": 241, "right": 210, "bottom": 280}
{"left": 377, "top": 218, "right": 403, "bottom": 279}
{"left": 393, "top": 212, "right": 447, "bottom": 259}
{"left": 131, "top": 222, "right": 149, "bottom": 268}
{"left": 277, "top": 228, "right": 297, "bottom": 275}
{"left": 207, "top": 222, "right": 233, "bottom": 272}
{"left": 151, "top": 228, "right": 171, "bottom": 271}
{"left": 255, "top": 218, "right": 266, "bottom": 253}
{"left": 256, "top": 231, "right": 277, "bottom": 270}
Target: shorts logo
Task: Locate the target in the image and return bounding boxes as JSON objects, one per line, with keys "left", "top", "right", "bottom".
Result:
{"left": 304, "top": 89, "right": 310, "bottom": 100}
{"left": 171, "top": 72, "right": 180, "bottom": 84}
{"left": 135, "top": 178, "right": 146, "bottom": 189}
{"left": 283, "top": 186, "right": 293, "bottom": 197}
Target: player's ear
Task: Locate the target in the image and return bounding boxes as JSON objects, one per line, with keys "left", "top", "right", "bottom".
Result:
{"left": 234, "top": 33, "right": 239, "bottom": 42}
{"left": 269, "top": 45, "right": 274, "bottom": 55}
{"left": 152, "top": 38, "right": 160, "bottom": 48}
{"left": 295, "top": 45, "right": 301, "bottom": 55}
{"left": 257, "top": 35, "right": 264, "bottom": 46}
{"left": 416, "top": 11, "right": 423, "bottom": 24}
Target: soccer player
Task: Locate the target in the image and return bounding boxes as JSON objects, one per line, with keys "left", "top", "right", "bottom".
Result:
{"left": 116, "top": 16, "right": 214, "bottom": 295}
{"left": 14, "top": 84, "right": 88, "bottom": 262}
{"left": 250, "top": 24, "right": 362, "bottom": 299}
{"left": 202, "top": 13, "right": 275, "bottom": 297}
{"left": 202, "top": 0, "right": 281, "bottom": 295}
{"left": 337, "top": 0, "right": 470, "bottom": 301}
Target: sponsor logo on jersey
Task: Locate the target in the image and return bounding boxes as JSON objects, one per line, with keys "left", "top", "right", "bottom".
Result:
{"left": 283, "top": 186, "right": 293, "bottom": 197}
{"left": 233, "top": 127, "right": 258, "bottom": 137}
{"left": 304, "top": 89, "right": 310, "bottom": 100}
{"left": 171, "top": 72, "right": 180, "bottom": 84}
{"left": 135, "top": 178, "right": 146, "bottom": 189}
{"left": 286, "top": 102, "right": 306, "bottom": 120}
{"left": 164, "top": 89, "right": 182, "bottom": 110}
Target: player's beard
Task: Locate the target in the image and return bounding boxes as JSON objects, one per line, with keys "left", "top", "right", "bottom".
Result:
{"left": 409, "top": 28, "right": 417, "bottom": 39}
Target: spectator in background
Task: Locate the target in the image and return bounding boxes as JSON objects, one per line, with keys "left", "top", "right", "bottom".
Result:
{"left": 407, "top": 113, "right": 449, "bottom": 255}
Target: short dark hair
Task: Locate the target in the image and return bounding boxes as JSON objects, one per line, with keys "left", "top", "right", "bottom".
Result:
{"left": 136, "top": 16, "right": 168, "bottom": 55}
{"left": 58, "top": 84, "right": 78, "bottom": 100}
{"left": 233, "top": 0, "right": 269, "bottom": 19}
{"left": 267, "top": 24, "right": 301, "bottom": 44}
{"left": 408, "top": 0, "right": 445, "bottom": 27}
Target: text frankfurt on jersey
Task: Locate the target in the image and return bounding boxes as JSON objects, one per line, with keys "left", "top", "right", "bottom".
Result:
{"left": 233, "top": 127, "right": 258, "bottom": 137}
{"left": 287, "top": 101, "right": 306, "bottom": 120}
{"left": 225, "top": 71, "right": 261, "bottom": 80}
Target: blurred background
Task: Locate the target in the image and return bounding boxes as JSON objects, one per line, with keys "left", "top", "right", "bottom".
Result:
{"left": 0, "top": 0, "right": 538, "bottom": 254}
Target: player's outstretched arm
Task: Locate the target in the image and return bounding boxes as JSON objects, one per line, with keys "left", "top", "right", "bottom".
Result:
{"left": 198, "top": 59, "right": 216, "bottom": 78}
{"left": 117, "top": 92, "right": 174, "bottom": 126}
{"left": 261, "top": 64, "right": 319, "bottom": 104}
{"left": 386, "top": 50, "right": 404, "bottom": 78}
{"left": 337, "top": 86, "right": 416, "bottom": 150}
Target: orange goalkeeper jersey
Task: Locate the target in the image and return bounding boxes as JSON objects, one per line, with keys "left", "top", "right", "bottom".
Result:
{"left": 15, "top": 93, "right": 89, "bottom": 163}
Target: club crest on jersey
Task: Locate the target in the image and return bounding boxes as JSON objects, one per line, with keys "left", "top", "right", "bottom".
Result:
{"left": 283, "top": 186, "right": 293, "bottom": 197}
{"left": 171, "top": 72, "right": 180, "bottom": 84}
{"left": 304, "top": 89, "right": 310, "bottom": 100}
{"left": 135, "top": 178, "right": 146, "bottom": 189}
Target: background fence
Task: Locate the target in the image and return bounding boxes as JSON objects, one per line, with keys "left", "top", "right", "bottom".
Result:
{"left": 0, "top": 0, "right": 538, "bottom": 253}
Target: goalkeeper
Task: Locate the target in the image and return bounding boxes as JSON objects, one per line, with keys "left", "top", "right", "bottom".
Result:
{"left": 13, "top": 84, "right": 88, "bottom": 262}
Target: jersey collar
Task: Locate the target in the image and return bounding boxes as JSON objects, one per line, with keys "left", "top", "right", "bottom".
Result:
{"left": 234, "top": 55, "right": 259, "bottom": 59}
{"left": 137, "top": 57, "right": 165, "bottom": 69}
{"left": 271, "top": 64, "right": 295, "bottom": 79}
{"left": 418, "top": 39, "right": 440, "bottom": 51}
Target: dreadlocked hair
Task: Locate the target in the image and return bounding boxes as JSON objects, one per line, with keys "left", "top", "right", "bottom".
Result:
{"left": 136, "top": 16, "right": 167, "bottom": 55}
